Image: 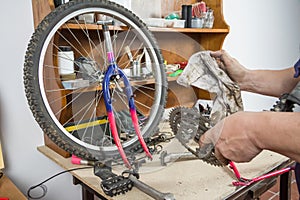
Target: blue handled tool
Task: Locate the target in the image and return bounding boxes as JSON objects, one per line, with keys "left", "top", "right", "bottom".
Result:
{"left": 293, "top": 58, "right": 300, "bottom": 78}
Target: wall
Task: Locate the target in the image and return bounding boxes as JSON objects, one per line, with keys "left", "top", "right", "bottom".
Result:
{"left": 223, "top": 0, "right": 300, "bottom": 111}
{"left": 0, "top": 1, "right": 82, "bottom": 200}
{"left": 0, "top": 0, "right": 299, "bottom": 199}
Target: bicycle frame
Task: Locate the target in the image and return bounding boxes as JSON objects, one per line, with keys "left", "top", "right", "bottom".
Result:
{"left": 100, "top": 21, "right": 152, "bottom": 168}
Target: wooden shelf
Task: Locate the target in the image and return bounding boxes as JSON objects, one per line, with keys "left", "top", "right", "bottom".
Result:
{"left": 61, "top": 23, "right": 127, "bottom": 31}
{"left": 149, "top": 27, "right": 229, "bottom": 33}
{"left": 31, "top": 0, "right": 229, "bottom": 113}
{"left": 63, "top": 77, "right": 169, "bottom": 93}
{"left": 62, "top": 22, "right": 229, "bottom": 34}
{"left": 63, "top": 22, "right": 228, "bottom": 33}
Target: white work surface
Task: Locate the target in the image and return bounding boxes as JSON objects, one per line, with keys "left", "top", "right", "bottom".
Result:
{"left": 38, "top": 141, "right": 289, "bottom": 200}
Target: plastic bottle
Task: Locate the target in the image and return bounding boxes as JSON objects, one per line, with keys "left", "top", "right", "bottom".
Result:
{"left": 57, "top": 46, "right": 75, "bottom": 75}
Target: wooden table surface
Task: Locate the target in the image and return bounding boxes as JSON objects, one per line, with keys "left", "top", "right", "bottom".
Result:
{"left": 37, "top": 140, "right": 290, "bottom": 200}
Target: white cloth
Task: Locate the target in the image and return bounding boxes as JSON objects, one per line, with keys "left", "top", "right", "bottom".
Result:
{"left": 177, "top": 51, "right": 243, "bottom": 125}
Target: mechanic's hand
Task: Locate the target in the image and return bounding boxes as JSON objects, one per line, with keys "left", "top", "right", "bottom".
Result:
{"left": 210, "top": 50, "right": 249, "bottom": 87}
{"left": 199, "top": 112, "right": 263, "bottom": 164}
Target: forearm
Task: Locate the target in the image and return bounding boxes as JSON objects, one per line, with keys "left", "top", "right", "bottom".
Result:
{"left": 250, "top": 111, "right": 300, "bottom": 162}
{"left": 211, "top": 50, "right": 300, "bottom": 96}
{"left": 240, "top": 67, "right": 300, "bottom": 97}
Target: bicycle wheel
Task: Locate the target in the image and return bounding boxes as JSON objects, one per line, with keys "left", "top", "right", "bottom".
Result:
{"left": 24, "top": 0, "right": 167, "bottom": 162}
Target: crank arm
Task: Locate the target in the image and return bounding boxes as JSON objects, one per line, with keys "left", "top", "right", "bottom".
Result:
{"left": 160, "top": 151, "right": 196, "bottom": 166}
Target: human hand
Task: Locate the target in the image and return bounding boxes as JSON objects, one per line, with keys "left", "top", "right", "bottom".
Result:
{"left": 199, "top": 112, "right": 263, "bottom": 164}
{"left": 210, "top": 50, "right": 249, "bottom": 87}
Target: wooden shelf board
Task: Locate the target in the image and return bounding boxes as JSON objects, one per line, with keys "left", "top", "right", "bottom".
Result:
{"left": 61, "top": 23, "right": 229, "bottom": 34}
{"left": 62, "top": 76, "right": 178, "bottom": 93}
{"left": 149, "top": 27, "right": 230, "bottom": 33}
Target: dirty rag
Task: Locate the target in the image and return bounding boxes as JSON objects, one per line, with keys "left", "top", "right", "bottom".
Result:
{"left": 177, "top": 51, "right": 243, "bottom": 125}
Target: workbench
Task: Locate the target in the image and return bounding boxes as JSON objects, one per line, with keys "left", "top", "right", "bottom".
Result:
{"left": 37, "top": 141, "right": 294, "bottom": 200}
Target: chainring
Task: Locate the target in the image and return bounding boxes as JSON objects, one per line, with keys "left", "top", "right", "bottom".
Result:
{"left": 169, "top": 107, "right": 224, "bottom": 166}
{"left": 169, "top": 107, "right": 182, "bottom": 135}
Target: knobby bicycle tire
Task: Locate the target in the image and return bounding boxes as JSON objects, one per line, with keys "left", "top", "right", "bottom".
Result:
{"left": 23, "top": 0, "right": 167, "bottom": 162}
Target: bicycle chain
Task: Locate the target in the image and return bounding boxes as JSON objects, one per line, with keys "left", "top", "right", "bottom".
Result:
{"left": 169, "top": 106, "right": 224, "bottom": 166}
